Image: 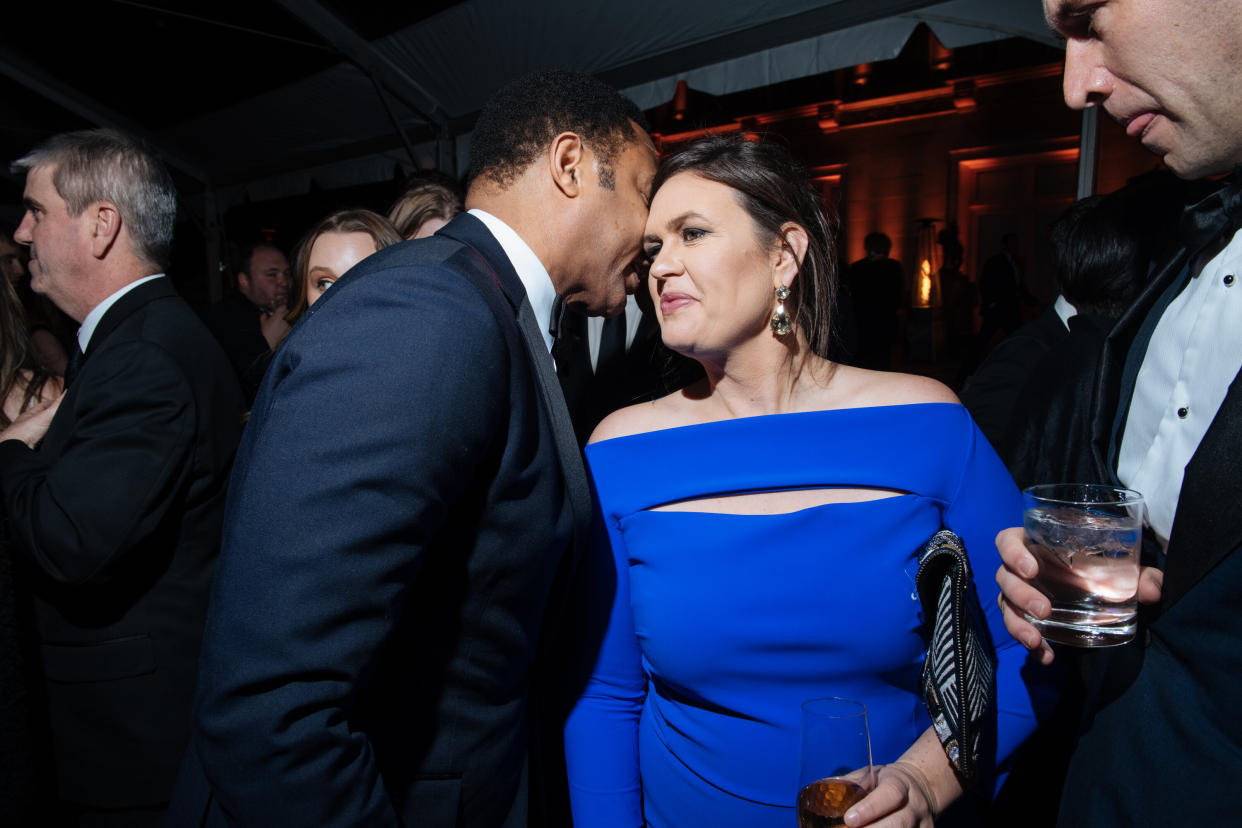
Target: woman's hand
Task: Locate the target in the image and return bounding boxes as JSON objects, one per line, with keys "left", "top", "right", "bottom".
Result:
{"left": 0, "top": 392, "right": 63, "bottom": 449}
{"left": 843, "top": 728, "right": 961, "bottom": 828}
{"left": 843, "top": 761, "right": 937, "bottom": 828}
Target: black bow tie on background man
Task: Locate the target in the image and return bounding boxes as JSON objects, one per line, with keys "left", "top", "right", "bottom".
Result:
{"left": 1179, "top": 165, "right": 1242, "bottom": 260}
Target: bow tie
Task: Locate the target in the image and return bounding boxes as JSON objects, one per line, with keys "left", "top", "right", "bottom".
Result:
{"left": 1179, "top": 166, "right": 1242, "bottom": 258}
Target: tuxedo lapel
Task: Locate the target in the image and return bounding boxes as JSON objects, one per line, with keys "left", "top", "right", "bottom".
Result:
{"left": 514, "top": 297, "right": 593, "bottom": 555}
{"left": 1162, "top": 367, "right": 1242, "bottom": 610}
{"left": 437, "top": 215, "right": 592, "bottom": 566}
{"left": 1093, "top": 250, "right": 1190, "bottom": 480}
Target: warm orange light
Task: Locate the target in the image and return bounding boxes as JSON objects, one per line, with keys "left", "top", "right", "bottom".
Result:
{"left": 918, "top": 259, "right": 932, "bottom": 307}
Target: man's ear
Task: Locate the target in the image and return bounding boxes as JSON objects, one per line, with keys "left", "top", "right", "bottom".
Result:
{"left": 773, "top": 222, "right": 809, "bottom": 288}
{"left": 237, "top": 271, "right": 252, "bottom": 294}
{"left": 549, "top": 132, "right": 586, "bottom": 198}
{"left": 89, "top": 201, "right": 122, "bottom": 260}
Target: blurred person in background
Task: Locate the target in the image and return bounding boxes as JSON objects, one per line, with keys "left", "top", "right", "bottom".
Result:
{"left": 1, "top": 229, "right": 68, "bottom": 376}
{"left": 387, "top": 170, "right": 465, "bottom": 240}
{"left": 204, "top": 241, "right": 291, "bottom": 404}
{"left": 0, "top": 273, "right": 60, "bottom": 822}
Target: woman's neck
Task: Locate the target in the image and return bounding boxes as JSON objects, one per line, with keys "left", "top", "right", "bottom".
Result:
{"left": 696, "top": 335, "right": 834, "bottom": 420}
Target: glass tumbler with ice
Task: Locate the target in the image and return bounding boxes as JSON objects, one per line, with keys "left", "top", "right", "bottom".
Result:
{"left": 1021, "top": 484, "right": 1144, "bottom": 647}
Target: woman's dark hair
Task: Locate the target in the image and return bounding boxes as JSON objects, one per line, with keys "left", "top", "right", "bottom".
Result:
{"left": 0, "top": 275, "right": 51, "bottom": 427}
{"left": 286, "top": 209, "right": 403, "bottom": 324}
{"left": 652, "top": 135, "right": 839, "bottom": 359}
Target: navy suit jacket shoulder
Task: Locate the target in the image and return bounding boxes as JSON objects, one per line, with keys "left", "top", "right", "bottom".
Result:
{"left": 175, "top": 215, "right": 581, "bottom": 827}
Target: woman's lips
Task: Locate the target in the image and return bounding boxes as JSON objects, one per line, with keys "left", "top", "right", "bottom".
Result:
{"left": 659, "top": 292, "right": 694, "bottom": 315}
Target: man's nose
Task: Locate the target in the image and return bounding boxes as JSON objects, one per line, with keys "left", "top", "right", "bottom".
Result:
{"left": 14, "top": 214, "right": 33, "bottom": 245}
{"left": 1062, "top": 38, "right": 1111, "bottom": 110}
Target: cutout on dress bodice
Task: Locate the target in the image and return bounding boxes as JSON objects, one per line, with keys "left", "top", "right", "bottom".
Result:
{"left": 647, "top": 487, "right": 908, "bottom": 516}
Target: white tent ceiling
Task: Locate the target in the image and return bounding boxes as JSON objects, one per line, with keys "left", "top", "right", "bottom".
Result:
{"left": 3, "top": 0, "right": 1060, "bottom": 206}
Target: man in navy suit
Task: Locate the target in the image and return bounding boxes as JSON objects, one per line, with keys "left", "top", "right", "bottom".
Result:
{"left": 0, "top": 129, "right": 242, "bottom": 825}
{"left": 169, "top": 70, "right": 657, "bottom": 827}
{"left": 996, "top": 1, "right": 1242, "bottom": 823}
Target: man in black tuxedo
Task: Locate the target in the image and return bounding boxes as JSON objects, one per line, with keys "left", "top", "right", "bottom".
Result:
{"left": 554, "top": 290, "right": 703, "bottom": 446}
{"left": 0, "top": 129, "right": 242, "bottom": 825}
{"left": 168, "top": 71, "right": 657, "bottom": 827}
{"left": 996, "top": 1, "right": 1242, "bottom": 823}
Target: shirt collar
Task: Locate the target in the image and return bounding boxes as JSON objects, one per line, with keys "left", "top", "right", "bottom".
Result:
{"left": 467, "top": 209, "right": 557, "bottom": 353}
{"left": 78, "top": 273, "right": 165, "bottom": 352}
{"left": 1053, "top": 293, "right": 1077, "bottom": 329}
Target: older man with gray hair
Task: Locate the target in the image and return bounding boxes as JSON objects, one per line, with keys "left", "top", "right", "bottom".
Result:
{"left": 0, "top": 129, "right": 241, "bottom": 825}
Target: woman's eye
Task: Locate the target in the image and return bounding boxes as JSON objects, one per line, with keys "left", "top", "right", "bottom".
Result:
{"left": 315, "top": 278, "right": 335, "bottom": 292}
{"left": 681, "top": 227, "right": 707, "bottom": 242}
{"left": 642, "top": 242, "right": 661, "bottom": 261}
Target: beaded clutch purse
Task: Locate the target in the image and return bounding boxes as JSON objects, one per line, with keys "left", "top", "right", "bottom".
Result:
{"left": 915, "top": 529, "right": 997, "bottom": 788}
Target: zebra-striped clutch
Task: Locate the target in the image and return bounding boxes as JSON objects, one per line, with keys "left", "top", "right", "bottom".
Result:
{"left": 915, "top": 529, "right": 997, "bottom": 789}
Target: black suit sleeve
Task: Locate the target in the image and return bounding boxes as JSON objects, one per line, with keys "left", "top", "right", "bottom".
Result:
{"left": 191, "top": 266, "right": 510, "bottom": 825}
{"left": 0, "top": 341, "right": 195, "bottom": 585}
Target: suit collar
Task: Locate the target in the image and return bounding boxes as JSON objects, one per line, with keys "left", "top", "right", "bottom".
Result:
{"left": 84, "top": 276, "right": 178, "bottom": 357}
{"left": 463, "top": 209, "right": 558, "bottom": 351}
{"left": 439, "top": 211, "right": 594, "bottom": 607}
{"left": 1094, "top": 243, "right": 1242, "bottom": 610}
{"left": 437, "top": 212, "right": 532, "bottom": 312}
{"left": 79, "top": 273, "right": 167, "bottom": 352}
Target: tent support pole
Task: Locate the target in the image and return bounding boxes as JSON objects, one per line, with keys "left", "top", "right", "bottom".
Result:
{"left": 1076, "top": 106, "right": 1099, "bottom": 200}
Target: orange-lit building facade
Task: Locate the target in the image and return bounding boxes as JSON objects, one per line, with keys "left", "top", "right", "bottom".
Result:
{"left": 647, "top": 28, "right": 1161, "bottom": 343}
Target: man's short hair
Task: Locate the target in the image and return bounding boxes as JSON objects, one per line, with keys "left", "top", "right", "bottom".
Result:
{"left": 863, "top": 232, "right": 892, "bottom": 256}
{"left": 12, "top": 129, "right": 177, "bottom": 269}
{"left": 235, "top": 241, "right": 284, "bottom": 278}
{"left": 467, "top": 70, "right": 648, "bottom": 191}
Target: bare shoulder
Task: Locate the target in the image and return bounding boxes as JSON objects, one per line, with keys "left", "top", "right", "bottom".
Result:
{"left": 588, "top": 382, "right": 709, "bottom": 445}
{"left": 832, "top": 365, "right": 959, "bottom": 408}
{"left": 588, "top": 400, "right": 667, "bottom": 445}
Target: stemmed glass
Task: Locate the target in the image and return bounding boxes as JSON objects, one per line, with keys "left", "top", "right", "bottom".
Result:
{"left": 796, "top": 697, "right": 875, "bottom": 827}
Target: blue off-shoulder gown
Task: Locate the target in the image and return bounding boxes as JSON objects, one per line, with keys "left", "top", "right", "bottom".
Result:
{"left": 564, "top": 404, "right": 1039, "bottom": 828}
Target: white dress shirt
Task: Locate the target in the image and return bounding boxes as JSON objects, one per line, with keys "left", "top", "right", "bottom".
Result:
{"left": 1117, "top": 229, "right": 1242, "bottom": 546}
{"left": 77, "top": 273, "right": 165, "bottom": 351}
{"left": 585, "top": 294, "right": 643, "bottom": 371}
{"left": 468, "top": 209, "right": 557, "bottom": 355}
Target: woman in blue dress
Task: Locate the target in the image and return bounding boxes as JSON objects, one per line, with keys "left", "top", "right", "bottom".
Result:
{"left": 564, "top": 136, "right": 1040, "bottom": 827}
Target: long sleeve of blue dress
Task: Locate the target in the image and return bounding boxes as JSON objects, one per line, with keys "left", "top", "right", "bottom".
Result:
{"left": 564, "top": 496, "right": 648, "bottom": 827}
{"left": 565, "top": 404, "right": 1043, "bottom": 828}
